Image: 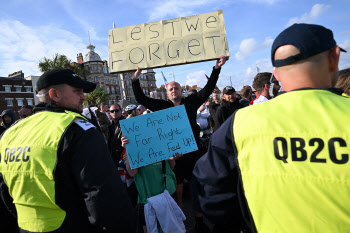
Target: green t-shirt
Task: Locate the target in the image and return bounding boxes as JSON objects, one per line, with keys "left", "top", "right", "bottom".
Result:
{"left": 134, "top": 161, "right": 176, "bottom": 204}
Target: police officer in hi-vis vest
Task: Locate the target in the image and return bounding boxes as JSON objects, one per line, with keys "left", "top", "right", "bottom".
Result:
{"left": 193, "top": 23, "right": 349, "bottom": 233}
{"left": 0, "top": 68, "right": 135, "bottom": 233}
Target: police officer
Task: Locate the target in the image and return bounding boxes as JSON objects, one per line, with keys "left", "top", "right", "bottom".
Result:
{"left": 0, "top": 68, "right": 135, "bottom": 233}
{"left": 193, "top": 23, "right": 349, "bottom": 233}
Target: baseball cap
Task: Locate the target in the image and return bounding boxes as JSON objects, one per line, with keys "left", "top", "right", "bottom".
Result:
{"left": 137, "top": 105, "right": 145, "bottom": 110}
{"left": 36, "top": 68, "right": 96, "bottom": 93}
{"left": 223, "top": 86, "right": 235, "bottom": 94}
{"left": 271, "top": 23, "right": 347, "bottom": 67}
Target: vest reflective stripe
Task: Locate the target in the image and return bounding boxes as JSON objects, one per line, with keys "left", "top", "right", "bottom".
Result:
{"left": 234, "top": 90, "right": 350, "bottom": 233}
{"left": 0, "top": 110, "right": 85, "bottom": 232}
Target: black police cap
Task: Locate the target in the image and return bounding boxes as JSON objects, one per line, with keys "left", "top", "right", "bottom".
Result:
{"left": 36, "top": 68, "right": 96, "bottom": 93}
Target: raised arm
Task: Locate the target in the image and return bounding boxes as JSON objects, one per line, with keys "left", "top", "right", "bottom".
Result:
{"left": 131, "top": 67, "right": 171, "bottom": 112}
{"left": 191, "top": 56, "right": 229, "bottom": 108}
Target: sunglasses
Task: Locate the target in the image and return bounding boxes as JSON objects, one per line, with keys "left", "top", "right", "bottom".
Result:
{"left": 110, "top": 109, "right": 120, "bottom": 113}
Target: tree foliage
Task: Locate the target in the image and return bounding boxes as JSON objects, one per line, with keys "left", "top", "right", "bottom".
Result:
{"left": 38, "top": 53, "right": 89, "bottom": 78}
{"left": 84, "top": 86, "right": 111, "bottom": 107}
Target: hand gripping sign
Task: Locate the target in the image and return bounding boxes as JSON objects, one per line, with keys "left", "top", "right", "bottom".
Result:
{"left": 120, "top": 105, "right": 198, "bottom": 169}
{"left": 109, "top": 10, "right": 229, "bottom": 73}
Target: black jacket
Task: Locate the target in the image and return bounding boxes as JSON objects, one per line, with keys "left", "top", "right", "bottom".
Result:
{"left": 208, "top": 101, "right": 220, "bottom": 129}
{"left": 0, "top": 103, "right": 135, "bottom": 233}
{"left": 132, "top": 67, "right": 221, "bottom": 143}
{"left": 0, "top": 109, "right": 16, "bottom": 135}
{"left": 214, "top": 99, "right": 242, "bottom": 131}
{"left": 107, "top": 115, "right": 126, "bottom": 164}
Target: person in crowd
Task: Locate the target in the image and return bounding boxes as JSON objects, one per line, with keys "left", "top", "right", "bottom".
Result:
{"left": 107, "top": 103, "right": 125, "bottom": 165}
{"left": 125, "top": 104, "right": 139, "bottom": 118}
{"left": 193, "top": 23, "right": 348, "bottom": 233}
{"left": 132, "top": 55, "right": 228, "bottom": 232}
{"left": 335, "top": 67, "right": 350, "bottom": 96}
{"left": 19, "top": 105, "right": 33, "bottom": 119}
{"left": 0, "top": 109, "right": 16, "bottom": 135}
{"left": 188, "top": 89, "right": 198, "bottom": 96}
{"left": 137, "top": 105, "right": 146, "bottom": 115}
{"left": 213, "top": 86, "right": 242, "bottom": 131}
{"left": 239, "top": 85, "right": 253, "bottom": 107}
{"left": 122, "top": 108, "right": 128, "bottom": 118}
{"left": 197, "top": 99, "right": 211, "bottom": 138}
{"left": 0, "top": 68, "right": 135, "bottom": 233}
{"left": 95, "top": 102, "right": 111, "bottom": 139}
{"left": 208, "top": 89, "right": 221, "bottom": 129}
{"left": 251, "top": 72, "right": 280, "bottom": 105}
{"left": 116, "top": 104, "right": 140, "bottom": 209}
{"left": 123, "top": 135, "right": 181, "bottom": 233}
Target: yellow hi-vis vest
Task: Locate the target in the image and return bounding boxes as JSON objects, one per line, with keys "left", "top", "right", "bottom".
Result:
{"left": 0, "top": 110, "right": 86, "bottom": 232}
{"left": 234, "top": 89, "right": 350, "bottom": 233}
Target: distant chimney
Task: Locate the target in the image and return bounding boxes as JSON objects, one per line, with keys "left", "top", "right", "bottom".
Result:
{"left": 8, "top": 70, "right": 24, "bottom": 79}
{"left": 103, "top": 60, "right": 108, "bottom": 67}
{"left": 77, "top": 53, "right": 83, "bottom": 64}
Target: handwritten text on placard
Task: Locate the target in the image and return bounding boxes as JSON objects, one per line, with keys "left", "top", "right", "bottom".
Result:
{"left": 120, "top": 105, "right": 198, "bottom": 169}
{"left": 108, "top": 10, "right": 229, "bottom": 73}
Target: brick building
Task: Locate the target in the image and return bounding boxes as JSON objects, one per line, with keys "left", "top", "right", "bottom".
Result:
{"left": 0, "top": 71, "right": 34, "bottom": 118}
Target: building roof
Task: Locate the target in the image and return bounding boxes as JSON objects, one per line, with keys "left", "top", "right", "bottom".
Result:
{"left": 84, "top": 44, "right": 102, "bottom": 62}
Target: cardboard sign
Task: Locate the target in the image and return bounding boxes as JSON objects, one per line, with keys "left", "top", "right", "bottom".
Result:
{"left": 120, "top": 105, "right": 198, "bottom": 169}
{"left": 108, "top": 10, "right": 229, "bottom": 73}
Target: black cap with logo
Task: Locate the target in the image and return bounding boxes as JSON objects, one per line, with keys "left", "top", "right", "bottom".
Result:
{"left": 36, "top": 68, "right": 96, "bottom": 93}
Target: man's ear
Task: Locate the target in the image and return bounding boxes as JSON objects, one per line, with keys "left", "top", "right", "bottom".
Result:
{"left": 264, "top": 83, "right": 270, "bottom": 91}
{"left": 273, "top": 67, "right": 280, "bottom": 81}
{"left": 328, "top": 46, "right": 340, "bottom": 72}
{"left": 48, "top": 88, "right": 60, "bottom": 102}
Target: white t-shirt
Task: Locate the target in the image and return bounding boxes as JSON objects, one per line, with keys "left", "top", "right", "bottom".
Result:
{"left": 253, "top": 95, "right": 269, "bottom": 105}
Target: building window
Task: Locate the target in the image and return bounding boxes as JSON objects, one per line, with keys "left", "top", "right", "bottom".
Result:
{"left": 26, "top": 87, "right": 31, "bottom": 92}
{"left": 115, "top": 79, "right": 119, "bottom": 85}
{"left": 106, "top": 87, "right": 110, "bottom": 93}
{"left": 111, "top": 87, "right": 115, "bottom": 94}
{"left": 6, "top": 99, "right": 13, "bottom": 106}
{"left": 92, "top": 66, "right": 97, "bottom": 70}
{"left": 88, "top": 77, "right": 93, "bottom": 82}
{"left": 17, "top": 99, "right": 23, "bottom": 106}
{"left": 15, "top": 87, "right": 21, "bottom": 92}
{"left": 110, "top": 79, "right": 113, "bottom": 84}
{"left": 94, "top": 76, "right": 99, "bottom": 81}
{"left": 5, "top": 86, "right": 11, "bottom": 92}
{"left": 27, "top": 99, "right": 33, "bottom": 105}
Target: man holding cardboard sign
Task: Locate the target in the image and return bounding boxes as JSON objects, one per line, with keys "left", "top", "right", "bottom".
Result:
{"left": 132, "top": 55, "right": 228, "bottom": 231}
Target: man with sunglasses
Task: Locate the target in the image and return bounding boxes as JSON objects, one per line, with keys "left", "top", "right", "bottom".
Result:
{"left": 107, "top": 103, "right": 125, "bottom": 164}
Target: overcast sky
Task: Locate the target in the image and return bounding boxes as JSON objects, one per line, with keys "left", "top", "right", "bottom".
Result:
{"left": 0, "top": 0, "right": 349, "bottom": 90}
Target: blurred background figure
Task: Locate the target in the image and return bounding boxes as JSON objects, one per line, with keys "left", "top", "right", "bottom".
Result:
{"left": 95, "top": 102, "right": 111, "bottom": 139}
{"left": 125, "top": 104, "right": 139, "bottom": 119}
{"left": 19, "top": 105, "right": 33, "bottom": 119}
{"left": 335, "top": 68, "right": 350, "bottom": 96}
{"left": 239, "top": 86, "right": 253, "bottom": 107}
{"left": 0, "top": 109, "right": 16, "bottom": 135}
{"left": 137, "top": 105, "right": 146, "bottom": 115}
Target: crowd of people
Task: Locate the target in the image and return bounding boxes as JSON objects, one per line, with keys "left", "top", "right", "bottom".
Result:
{"left": 0, "top": 22, "right": 350, "bottom": 233}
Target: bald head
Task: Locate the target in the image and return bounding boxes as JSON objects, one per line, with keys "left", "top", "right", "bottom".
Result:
{"left": 167, "top": 82, "right": 182, "bottom": 104}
